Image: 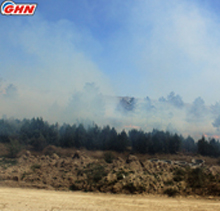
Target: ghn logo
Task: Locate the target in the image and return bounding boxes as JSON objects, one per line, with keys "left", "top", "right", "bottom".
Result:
{"left": 1, "top": 0, "right": 37, "bottom": 15}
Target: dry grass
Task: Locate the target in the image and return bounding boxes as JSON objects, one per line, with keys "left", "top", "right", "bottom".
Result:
{"left": 135, "top": 152, "right": 219, "bottom": 166}
{"left": 1, "top": 142, "right": 219, "bottom": 167}
{"left": 0, "top": 187, "right": 220, "bottom": 211}
{"left": 2, "top": 142, "right": 219, "bottom": 167}
{"left": 0, "top": 145, "right": 220, "bottom": 197}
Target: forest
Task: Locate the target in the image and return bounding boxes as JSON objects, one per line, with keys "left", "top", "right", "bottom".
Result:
{"left": 0, "top": 117, "right": 220, "bottom": 158}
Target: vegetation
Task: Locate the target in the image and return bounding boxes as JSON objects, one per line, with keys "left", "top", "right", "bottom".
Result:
{"left": 116, "top": 170, "right": 129, "bottom": 180}
{"left": 83, "top": 163, "right": 107, "bottom": 184}
{"left": 104, "top": 152, "right": 115, "bottom": 163}
{"left": 173, "top": 168, "right": 186, "bottom": 182}
{"left": 0, "top": 157, "right": 17, "bottom": 169}
{"left": 31, "top": 164, "right": 41, "bottom": 171}
{"left": 164, "top": 188, "right": 179, "bottom": 197}
{"left": 6, "top": 139, "right": 21, "bottom": 158}
{"left": 186, "top": 168, "right": 206, "bottom": 189}
{"left": 0, "top": 117, "right": 219, "bottom": 158}
{"left": 69, "top": 184, "right": 80, "bottom": 191}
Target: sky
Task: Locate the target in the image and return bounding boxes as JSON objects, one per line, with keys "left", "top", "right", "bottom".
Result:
{"left": 1, "top": 0, "right": 220, "bottom": 139}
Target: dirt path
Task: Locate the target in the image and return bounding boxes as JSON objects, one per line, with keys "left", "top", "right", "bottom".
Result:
{"left": 0, "top": 187, "right": 219, "bottom": 211}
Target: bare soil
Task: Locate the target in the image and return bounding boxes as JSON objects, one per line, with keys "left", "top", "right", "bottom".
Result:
{"left": 0, "top": 187, "right": 220, "bottom": 211}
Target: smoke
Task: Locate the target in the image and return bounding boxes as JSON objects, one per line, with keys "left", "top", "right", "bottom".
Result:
{"left": 212, "top": 116, "right": 220, "bottom": 129}
{"left": 0, "top": 82, "right": 18, "bottom": 100}
{"left": 211, "top": 102, "right": 220, "bottom": 116}
{"left": 211, "top": 102, "right": 220, "bottom": 130}
{"left": 159, "top": 92, "right": 184, "bottom": 108}
{"left": 4, "top": 84, "right": 18, "bottom": 99}
{"left": 0, "top": 76, "right": 219, "bottom": 140}
{"left": 103, "top": 93, "right": 219, "bottom": 140}
{"left": 0, "top": 14, "right": 114, "bottom": 121}
{"left": 186, "top": 97, "right": 208, "bottom": 122}
{"left": 63, "top": 83, "right": 105, "bottom": 124}
{"left": 1, "top": 1, "right": 220, "bottom": 140}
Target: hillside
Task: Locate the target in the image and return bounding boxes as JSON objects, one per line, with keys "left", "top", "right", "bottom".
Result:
{"left": 0, "top": 147, "right": 220, "bottom": 197}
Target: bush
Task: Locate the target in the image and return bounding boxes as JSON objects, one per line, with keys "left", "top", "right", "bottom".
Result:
{"left": 123, "top": 182, "right": 146, "bottom": 193}
{"left": 69, "top": 184, "right": 79, "bottom": 191}
{"left": 0, "top": 158, "right": 17, "bottom": 169}
{"left": 31, "top": 164, "right": 41, "bottom": 171}
{"left": 186, "top": 168, "right": 206, "bottom": 189}
{"left": 123, "top": 182, "right": 136, "bottom": 193}
{"left": 164, "top": 180, "right": 174, "bottom": 186}
{"left": 31, "top": 134, "right": 47, "bottom": 151}
{"left": 173, "top": 168, "right": 186, "bottom": 182}
{"left": 116, "top": 170, "right": 129, "bottom": 180}
{"left": 21, "top": 171, "right": 31, "bottom": 180}
{"left": 104, "top": 152, "right": 115, "bottom": 163}
{"left": 42, "top": 145, "right": 58, "bottom": 156}
{"left": 164, "top": 188, "right": 179, "bottom": 197}
{"left": 207, "top": 183, "right": 220, "bottom": 196}
{"left": 6, "top": 139, "right": 21, "bottom": 158}
{"left": 84, "top": 164, "right": 107, "bottom": 184}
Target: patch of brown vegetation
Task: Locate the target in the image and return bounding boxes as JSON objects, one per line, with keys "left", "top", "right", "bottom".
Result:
{"left": 0, "top": 147, "right": 220, "bottom": 197}
{"left": 0, "top": 143, "right": 8, "bottom": 157}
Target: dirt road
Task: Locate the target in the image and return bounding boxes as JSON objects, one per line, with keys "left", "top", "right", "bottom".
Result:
{"left": 0, "top": 187, "right": 219, "bottom": 211}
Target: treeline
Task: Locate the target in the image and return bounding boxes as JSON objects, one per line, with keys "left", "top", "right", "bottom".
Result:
{"left": 0, "top": 117, "right": 220, "bottom": 157}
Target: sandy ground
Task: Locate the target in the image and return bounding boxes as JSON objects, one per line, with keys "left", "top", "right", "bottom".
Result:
{"left": 0, "top": 187, "right": 219, "bottom": 211}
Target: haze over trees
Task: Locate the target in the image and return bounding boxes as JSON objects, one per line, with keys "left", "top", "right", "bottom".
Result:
{"left": 0, "top": 117, "right": 220, "bottom": 157}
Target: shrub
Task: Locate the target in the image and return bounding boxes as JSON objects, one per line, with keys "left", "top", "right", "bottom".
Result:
{"left": 123, "top": 182, "right": 136, "bottom": 193}
{"left": 0, "top": 158, "right": 17, "bottom": 169}
{"left": 6, "top": 139, "right": 21, "bottom": 158}
{"left": 116, "top": 170, "right": 129, "bottom": 180}
{"left": 207, "top": 183, "right": 220, "bottom": 196}
{"left": 164, "top": 188, "right": 179, "bottom": 197}
{"left": 173, "top": 168, "right": 186, "bottom": 182}
{"left": 31, "top": 164, "right": 41, "bottom": 171}
{"left": 164, "top": 180, "right": 174, "bottom": 186}
{"left": 186, "top": 168, "right": 206, "bottom": 189}
{"left": 104, "top": 152, "right": 115, "bottom": 163}
{"left": 93, "top": 170, "right": 105, "bottom": 183}
{"left": 69, "top": 184, "right": 79, "bottom": 191}
{"left": 21, "top": 171, "right": 31, "bottom": 180}
{"left": 123, "top": 182, "right": 146, "bottom": 193}
{"left": 84, "top": 164, "right": 107, "bottom": 184}
{"left": 42, "top": 145, "right": 58, "bottom": 156}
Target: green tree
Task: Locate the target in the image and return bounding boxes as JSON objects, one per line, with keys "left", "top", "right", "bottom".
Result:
{"left": 182, "top": 136, "right": 196, "bottom": 153}
{"left": 7, "top": 139, "right": 21, "bottom": 158}
{"left": 86, "top": 124, "right": 101, "bottom": 150}
{"left": 31, "top": 133, "right": 47, "bottom": 151}
{"left": 197, "top": 136, "right": 209, "bottom": 156}
{"left": 75, "top": 124, "right": 87, "bottom": 149}
{"left": 60, "top": 124, "right": 76, "bottom": 147}
{"left": 129, "top": 129, "right": 149, "bottom": 154}
{"left": 169, "top": 134, "right": 181, "bottom": 154}
{"left": 116, "top": 130, "right": 128, "bottom": 152}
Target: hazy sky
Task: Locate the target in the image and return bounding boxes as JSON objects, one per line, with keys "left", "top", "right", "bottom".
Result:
{"left": 1, "top": 0, "right": 220, "bottom": 138}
